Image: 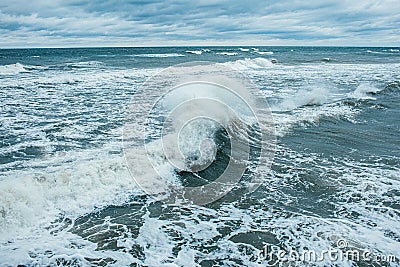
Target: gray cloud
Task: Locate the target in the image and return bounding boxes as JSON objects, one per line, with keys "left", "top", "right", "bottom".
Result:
{"left": 0, "top": 0, "right": 399, "bottom": 47}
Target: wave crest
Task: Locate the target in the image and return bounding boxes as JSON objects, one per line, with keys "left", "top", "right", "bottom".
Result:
{"left": 0, "top": 63, "right": 29, "bottom": 75}
{"left": 223, "top": 57, "right": 275, "bottom": 70}
{"left": 349, "top": 83, "right": 381, "bottom": 100}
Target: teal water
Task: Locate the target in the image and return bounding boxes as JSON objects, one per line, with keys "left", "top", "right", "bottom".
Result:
{"left": 0, "top": 47, "right": 399, "bottom": 266}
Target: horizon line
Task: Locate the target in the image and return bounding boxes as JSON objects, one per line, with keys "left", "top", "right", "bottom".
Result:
{"left": 1, "top": 44, "right": 399, "bottom": 50}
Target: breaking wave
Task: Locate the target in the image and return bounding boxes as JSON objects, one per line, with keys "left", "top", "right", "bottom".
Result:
{"left": 133, "top": 53, "right": 185, "bottom": 58}
{"left": 0, "top": 63, "right": 30, "bottom": 75}
{"left": 222, "top": 57, "right": 275, "bottom": 70}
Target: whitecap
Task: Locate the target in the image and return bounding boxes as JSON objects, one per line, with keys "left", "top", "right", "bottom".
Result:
{"left": 133, "top": 53, "right": 185, "bottom": 58}
{"left": 216, "top": 52, "right": 238, "bottom": 56}
{"left": 0, "top": 63, "right": 30, "bottom": 75}
{"left": 222, "top": 57, "right": 275, "bottom": 70}
{"left": 255, "top": 51, "right": 274, "bottom": 55}
{"left": 67, "top": 61, "right": 103, "bottom": 68}
{"left": 186, "top": 50, "right": 203, "bottom": 55}
{"left": 274, "top": 86, "right": 331, "bottom": 111}
{"left": 0, "top": 151, "right": 140, "bottom": 242}
{"left": 348, "top": 83, "right": 381, "bottom": 100}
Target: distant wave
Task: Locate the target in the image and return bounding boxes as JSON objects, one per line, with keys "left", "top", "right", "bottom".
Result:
{"left": 366, "top": 49, "right": 399, "bottom": 54}
{"left": 382, "top": 80, "right": 400, "bottom": 94}
{"left": 254, "top": 51, "right": 274, "bottom": 55}
{"left": 273, "top": 86, "right": 331, "bottom": 112}
{"left": 271, "top": 81, "right": 398, "bottom": 137}
{"left": 133, "top": 53, "right": 185, "bottom": 58}
{"left": 274, "top": 83, "right": 386, "bottom": 113}
{"left": 0, "top": 63, "right": 30, "bottom": 75}
{"left": 348, "top": 83, "right": 381, "bottom": 100}
{"left": 186, "top": 49, "right": 210, "bottom": 55}
{"left": 271, "top": 84, "right": 360, "bottom": 136}
{"left": 66, "top": 61, "right": 104, "bottom": 68}
{"left": 222, "top": 57, "right": 275, "bottom": 70}
{"left": 186, "top": 50, "right": 202, "bottom": 55}
{"left": 248, "top": 48, "right": 274, "bottom": 55}
{"left": 216, "top": 52, "right": 238, "bottom": 56}
{"left": 239, "top": 48, "right": 249, "bottom": 52}
{"left": 367, "top": 50, "right": 384, "bottom": 54}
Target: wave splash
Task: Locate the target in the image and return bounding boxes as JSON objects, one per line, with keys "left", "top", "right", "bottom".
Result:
{"left": 0, "top": 152, "right": 139, "bottom": 242}
{"left": 348, "top": 83, "right": 381, "bottom": 99}
{"left": 126, "top": 81, "right": 261, "bottom": 197}
{"left": 0, "top": 63, "right": 30, "bottom": 75}
{"left": 223, "top": 57, "right": 275, "bottom": 70}
{"left": 274, "top": 86, "right": 331, "bottom": 111}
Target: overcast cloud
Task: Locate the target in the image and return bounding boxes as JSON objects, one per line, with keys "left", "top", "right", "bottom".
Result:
{"left": 0, "top": 0, "right": 399, "bottom": 47}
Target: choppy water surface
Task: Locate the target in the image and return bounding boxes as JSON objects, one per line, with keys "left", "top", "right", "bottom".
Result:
{"left": 0, "top": 47, "right": 399, "bottom": 266}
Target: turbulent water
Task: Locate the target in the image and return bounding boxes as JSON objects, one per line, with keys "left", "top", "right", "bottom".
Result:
{"left": 0, "top": 47, "right": 399, "bottom": 266}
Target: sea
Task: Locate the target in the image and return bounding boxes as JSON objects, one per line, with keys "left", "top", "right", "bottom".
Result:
{"left": 0, "top": 47, "right": 399, "bottom": 266}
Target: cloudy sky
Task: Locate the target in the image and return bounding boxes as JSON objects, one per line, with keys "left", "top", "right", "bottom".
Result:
{"left": 0, "top": 0, "right": 399, "bottom": 48}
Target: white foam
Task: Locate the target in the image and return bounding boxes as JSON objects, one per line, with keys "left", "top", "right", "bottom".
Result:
{"left": 0, "top": 151, "right": 139, "bottom": 242}
{"left": 186, "top": 50, "right": 202, "bottom": 55}
{"left": 273, "top": 103, "right": 358, "bottom": 137}
{"left": 0, "top": 63, "right": 29, "bottom": 75}
{"left": 160, "top": 82, "right": 255, "bottom": 120}
{"left": 185, "top": 49, "right": 211, "bottom": 55}
{"left": 1, "top": 57, "right": 399, "bottom": 266}
{"left": 223, "top": 57, "right": 275, "bottom": 70}
{"left": 125, "top": 81, "right": 257, "bottom": 195}
{"left": 349, "top": 83, "right": 381, "bottom": 100}
{"left": 68, "top": 61, "right": 103, "bottom": 68}
{"left": 133, "top": 53, "right": 185, "bottom": 58}
{"left": 274, "top": 86, "right": 331, "bottom": 111}
{"left": 34, "top": 67, "right": 158, "bottom": 86}
{"left": 136, "top": 214, "right": 181, "bottom": 266}
{"left": 366, "top": 50, "right": 388, "bottom": 55}
{"left": 0, "top": 137, "right": 145, "bottom": 265}
{"left": 122, "top": 102, "right": 400, "bottom": 265}
{"left": 239, "top": 48, "right": 250, "bottom": 52}
{"left": 0, "top": 223, "right": 137, "bottom": 266}
{"left": 270, "top": 83, "right": 361, "bottom": 136}
{"left": 106, "top": 165, "right": 400, "bottom": 266}
{"left": 254, "top": 51, "right": 274, "bottom": 55}
{"left": 216, "top": 52, "right": 238, "bottom": 56}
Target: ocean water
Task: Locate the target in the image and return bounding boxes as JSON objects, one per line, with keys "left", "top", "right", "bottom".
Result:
{"left": 0, "top": 47, "right": 399, "bottom": 266}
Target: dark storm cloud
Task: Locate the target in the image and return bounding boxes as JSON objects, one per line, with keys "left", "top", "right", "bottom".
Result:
{"left": 0, "top": 0, "right": 399, "bottom": 47}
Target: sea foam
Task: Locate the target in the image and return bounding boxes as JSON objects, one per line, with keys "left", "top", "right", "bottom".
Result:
{"left": 0, "top": 63, "right": 29, "bottom": 75}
